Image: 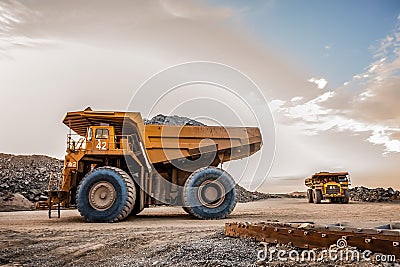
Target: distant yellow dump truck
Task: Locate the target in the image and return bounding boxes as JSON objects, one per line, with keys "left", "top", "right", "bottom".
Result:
{"left": 305, "top": 172, "right": 350, "bottom": 204}
{"left": 40, "top": 108, "right": 262, "bottom": 222}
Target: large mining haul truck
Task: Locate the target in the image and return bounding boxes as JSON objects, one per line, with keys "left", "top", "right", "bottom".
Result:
{"left": 41, "top": 108, "right": 262, "bottom": 222}
{"left": 305, "top": 172, "right": 350, "bottom": 204}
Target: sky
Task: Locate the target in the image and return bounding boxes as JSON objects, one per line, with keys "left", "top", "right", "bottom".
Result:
{"left": 0, "top": 0, "right": 399, "bottom": 193}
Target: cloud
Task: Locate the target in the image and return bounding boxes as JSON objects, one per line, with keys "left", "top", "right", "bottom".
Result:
{"left": 273, "top": 14, "right": 400, "bottom": 154}
{"left": 368, "top": 130, "right": 400, "bottom": 154}
{"left": 308, "top": 77, "right": 328, "bottom": 89}
{"left": 290, "top": 96, "right": 303, "bottom": 102}
{"left": 326, "top": 15, "right": 400, "bottom": 128}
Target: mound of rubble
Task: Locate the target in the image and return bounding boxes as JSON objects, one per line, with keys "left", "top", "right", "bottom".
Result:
{"left": 0, "top": 191, "right": 34, "bottom": 211}
{"left": 144, "top": 114, "right": 205, "bottom": 126}
{"left": 235, "top": 185, "right": 275, "bottom": 203}
{"left": 0, "top": 153, "right": 63, "bottom": 203}
{"left": 349, "top": 186, "right": 400, "bottom": 202}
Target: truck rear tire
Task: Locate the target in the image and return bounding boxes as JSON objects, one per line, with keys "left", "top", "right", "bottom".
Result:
{"left": 341, "top": 189, "right": 350, "bottom": 204}
{"left": 307, "top": 189, "right": 313, "bottom": 203}
{"left": 183, "top": 167, "right": 236, "bottom": 220}
{"left": 77, "top": 166, "right": 135, "bottom": 222}
{"left": 312, "top": 189, "right": 322, "bottom": 204}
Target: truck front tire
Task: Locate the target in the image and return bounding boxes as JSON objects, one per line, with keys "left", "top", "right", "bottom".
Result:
{"left": 341, "top": 189, "right": 350, "bottom": 204}
{"left": 307, "top": 189, "right": 313, "bottom": 203}
{"left": 77, "top": 167, "right": 136, "bottom": 222}
{"left": 183, "top": 167, "right": 236, "bottom": 220}
{"left": 312, "top": 189, "right": 322, "bottom": 204}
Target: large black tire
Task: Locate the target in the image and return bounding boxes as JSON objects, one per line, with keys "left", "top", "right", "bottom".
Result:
{"left": 183, "top": 167, "right": 236, "bottom": 220}
{"left": 307, "top": 189, "right": 313, "bottom": 203}
{"left": 77, "top": 166, "right": 135, "bottom": 222}
{"left": 341, "top": 189, "right": 350, "bottom": 204}
{"left": 312, "top": 189, "right": 322, "bottom": 204}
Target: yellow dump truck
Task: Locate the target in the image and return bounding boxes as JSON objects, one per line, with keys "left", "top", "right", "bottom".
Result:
{"left": 42, "top": 108, "right": 262, "bottom": 222}
{"left": 305, "top": 172, "right": 350, "bottom": 204}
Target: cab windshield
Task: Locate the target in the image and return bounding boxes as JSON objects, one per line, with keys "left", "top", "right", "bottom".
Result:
{"left": 95, "top": 128, "right": 109, "bottom": 139}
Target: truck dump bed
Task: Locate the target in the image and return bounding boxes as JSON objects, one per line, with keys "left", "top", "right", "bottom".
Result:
{"left": 63, "top": 109, "right": 262, "bottom": 165}
{"left": 145, "top": 124, "right": 262, "bottom": 164}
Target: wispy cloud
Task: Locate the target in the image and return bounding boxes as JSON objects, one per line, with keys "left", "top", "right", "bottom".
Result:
{"left": 0, "top": 0, "right": 56, "bottom": 58}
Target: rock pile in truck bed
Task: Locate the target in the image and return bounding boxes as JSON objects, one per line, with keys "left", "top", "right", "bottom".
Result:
{"left": 144, "top": 114, "right": 205, "bottom": 126}
{"left": 0, "top": 153, "right": 63, "bottom": 202}
{"left": 349, "top": 186, "right": 400, "bottom": 202}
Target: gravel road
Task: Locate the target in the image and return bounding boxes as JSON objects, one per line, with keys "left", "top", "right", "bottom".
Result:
{"left": 1, "top": 198, "right": 399, "bottom": 266}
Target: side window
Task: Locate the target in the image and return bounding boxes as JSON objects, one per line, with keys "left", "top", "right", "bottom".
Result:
{"left": 87, "top": 128, "right": 92, "bottom": 141}
{"left": 95, "top": 128, "right": 109, "bottom": 139}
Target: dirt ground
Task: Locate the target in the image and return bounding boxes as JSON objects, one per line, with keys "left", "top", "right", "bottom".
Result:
{"left": 1, "top": 198, "right": 399, "bottom": 266}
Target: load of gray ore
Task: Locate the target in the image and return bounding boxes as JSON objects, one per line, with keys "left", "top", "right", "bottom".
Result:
{"left": 144, "top": 114, "right": 205, "bottom": 126}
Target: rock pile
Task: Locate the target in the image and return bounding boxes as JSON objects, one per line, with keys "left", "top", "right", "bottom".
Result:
{"left": 0, "top": 153, "right": 63, "bottom": 202}
{"left": 235, "top": 184, "right": 274, "bottom": 203}
{"left": 144, "top": 114, "right": 205, "bottom": 126}
{"left": 349, "top": 186, "right": 400, "bottom": 202}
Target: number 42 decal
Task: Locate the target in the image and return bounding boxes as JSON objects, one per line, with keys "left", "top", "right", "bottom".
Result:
{"left": 96, "top": 139, "right": 107, "bottom": 150}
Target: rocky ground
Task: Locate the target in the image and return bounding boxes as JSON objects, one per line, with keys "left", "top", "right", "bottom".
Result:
{"left": 0, "top": 199, "right": 399, "bottom": 267}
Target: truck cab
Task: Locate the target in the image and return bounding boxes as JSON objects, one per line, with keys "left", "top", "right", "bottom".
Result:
{"left": 86, "top": 126, "right": 116, "bottom": 151}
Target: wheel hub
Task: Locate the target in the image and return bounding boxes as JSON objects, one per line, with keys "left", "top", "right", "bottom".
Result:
{"left": 198, "top": 180, "right": 225, "bottom": 208}
{"left": 89, "top": 181, "right": 116, "bottom": 210}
